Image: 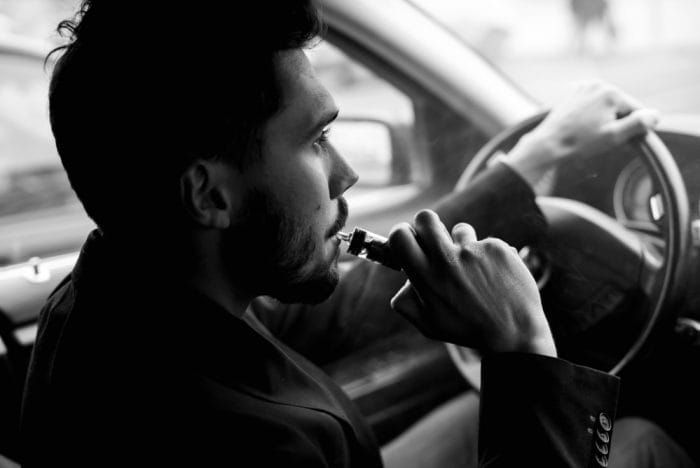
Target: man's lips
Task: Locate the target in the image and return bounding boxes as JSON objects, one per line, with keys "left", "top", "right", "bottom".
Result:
{"left": 328, "top": 224, "right": 345, "bottom": 239}
{"left": 327, "top": 217, "right": 347, "bottom": 238}
{"left": 326, "top": 197, "right": 349, "bottom": 238}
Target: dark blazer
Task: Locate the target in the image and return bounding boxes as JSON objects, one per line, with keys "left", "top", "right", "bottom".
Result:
{"left": 20, "top": 234, "right": 382, "bottom": 467}
{"left": 21, "top": 162, "right": 619, "bottom": 467}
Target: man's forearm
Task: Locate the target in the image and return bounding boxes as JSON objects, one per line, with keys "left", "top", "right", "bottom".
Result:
{"left": 430, "top": 160, "right": 546, "bottom": 248}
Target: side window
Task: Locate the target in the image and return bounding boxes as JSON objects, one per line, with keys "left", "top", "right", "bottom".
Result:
{"left": 0, "top": 52, "right": 93, "bottom": 267}
{"left": 307, "top": 42, "right": 422, "bottom": 233}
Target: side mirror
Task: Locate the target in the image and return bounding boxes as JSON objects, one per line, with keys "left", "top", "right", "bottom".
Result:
{"left": 332, "top": 117, "right": 412, "bottom": 186}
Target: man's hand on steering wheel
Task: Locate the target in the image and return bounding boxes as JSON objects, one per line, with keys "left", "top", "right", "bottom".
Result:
{"left": 389, "top": 210, "right": 556, "bottom": 358}
{"left": 387, "top": 82, "right": 667, "bottom": 363}
{"left": 504, "top": 82, "right": 660, "bottom": 187}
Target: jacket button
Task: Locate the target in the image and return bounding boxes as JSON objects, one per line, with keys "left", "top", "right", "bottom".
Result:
{"left": 595, "top": 440, "right": 609, "bottom": 455}
{"left": 597, "top": 429, "right": 610, "bottom": 443}
{"left": 595, "top": 454, "right": 609, "bottom": 467}
{"left": 598, "top": 412, "right": 612, "bottom": 431}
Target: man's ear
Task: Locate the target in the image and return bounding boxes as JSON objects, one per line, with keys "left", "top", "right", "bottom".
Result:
{"left": 179, "top": 159, "right": 237, "bottom": 229}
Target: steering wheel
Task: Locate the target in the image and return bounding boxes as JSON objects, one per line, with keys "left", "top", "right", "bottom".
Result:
{"left": 446, "top": 111, "right": 690, "bottom": 389}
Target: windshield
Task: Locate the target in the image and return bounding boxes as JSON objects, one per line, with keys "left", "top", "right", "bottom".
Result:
{"left": 412, "top": 0, "right": 700, "bottom": 115}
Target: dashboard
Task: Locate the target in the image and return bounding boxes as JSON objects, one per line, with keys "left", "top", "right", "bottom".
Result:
{"left": 613, "top": 145, "right": 700, "bottom": 227}
{"left": 542, "top": 128, "right": 700, "bottom": 317}
{"left": 545, "top": 129, "right": 700, "bottom": 231}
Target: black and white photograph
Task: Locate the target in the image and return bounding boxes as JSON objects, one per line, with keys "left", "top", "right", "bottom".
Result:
{"left": 1, "top": 0, "right": 700, "bottom": 466}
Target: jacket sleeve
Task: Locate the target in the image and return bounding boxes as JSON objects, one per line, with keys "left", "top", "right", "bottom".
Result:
{"left": 478, "top": 353, "right": 620, "bottom": 468}
{"left": 432, "top": 160, "right": 546, "bottom": 248}
{"left": 252, "top": 162, "right": 545, "bottom": 363}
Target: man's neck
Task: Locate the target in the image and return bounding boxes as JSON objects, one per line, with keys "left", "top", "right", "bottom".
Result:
{"left": 188, "top": 271, "right": 251, "bottom": 319}
{"left": 183, "top": 230, "right": 254, "bottom": 319}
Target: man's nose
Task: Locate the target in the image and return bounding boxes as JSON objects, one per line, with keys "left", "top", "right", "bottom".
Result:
{"left": 328, "top": 144, "right": 359, "bottom": 199}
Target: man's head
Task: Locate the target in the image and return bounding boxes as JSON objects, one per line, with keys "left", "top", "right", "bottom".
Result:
{"left": 191, "top": 50, "right": 357, "bottom": 303}
{"left": 50, "top": 1, "right": 357, "bottom": 303}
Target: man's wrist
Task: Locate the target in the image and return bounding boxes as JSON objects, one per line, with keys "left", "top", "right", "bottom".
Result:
{"left": 502, "top": 132, "right": 557, "bottom": 187}
{"left": 512, "top": 334, "right": 558, "bottom": 358}
{"left": 489, "top": 323, "right": 558, "bottom": 358}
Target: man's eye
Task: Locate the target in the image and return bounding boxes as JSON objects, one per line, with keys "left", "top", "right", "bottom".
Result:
{"left": 315, "top": 126, "right": 332, "bottom": 148}
{"left": 316, "top": 127, "right": 331, "bottom": 143}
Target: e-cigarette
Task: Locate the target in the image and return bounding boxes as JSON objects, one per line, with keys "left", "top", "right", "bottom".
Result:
{"left": 336, "top": 227, "right": 401, "bottom": 271}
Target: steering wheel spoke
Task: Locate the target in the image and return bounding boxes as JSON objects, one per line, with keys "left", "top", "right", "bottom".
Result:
{"left": 538, "top": 196, "right": 649, "bottom": 292}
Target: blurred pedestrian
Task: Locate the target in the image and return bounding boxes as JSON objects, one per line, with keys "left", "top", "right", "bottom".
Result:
{"left": 570, "top": 0, "right": 617, "bottom": 54}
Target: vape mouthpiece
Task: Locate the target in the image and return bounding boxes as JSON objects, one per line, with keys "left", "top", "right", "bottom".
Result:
{"left": 336, "top": 227, "right": 401, "bottom": 271}
{"left": 335, "top": 231, "right": 352, "bottom": 243}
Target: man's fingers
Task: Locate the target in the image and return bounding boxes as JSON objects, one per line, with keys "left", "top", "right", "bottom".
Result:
{"left": 411, "top": 210, "right": 454, "bottom": 263}
{"left": 610, "top": 88, "right": 644, "bottom": 115}
{"left": 388, "top": 222, "right": 430, "bottom": 277}
{"left": 451, "top": 223, "right": 477, "bottom": 247}
{"left": 604, "top": 108, "right": 660, "bottom": 144}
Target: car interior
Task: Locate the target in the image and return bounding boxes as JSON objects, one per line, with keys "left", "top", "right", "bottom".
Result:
{"left": 2, "top": 0, "right": 700, "bottom": 465}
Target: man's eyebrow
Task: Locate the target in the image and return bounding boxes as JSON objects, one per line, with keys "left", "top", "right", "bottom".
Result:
{"left": 306, "top": 108, "right": 339, "bottom": 140}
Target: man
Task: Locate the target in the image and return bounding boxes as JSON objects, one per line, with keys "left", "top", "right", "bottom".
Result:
{"left": 19, "top": 1, "right": 667, "bottom": 467}
{"left": 569, "top": 0, "right": 617, "bottom": 55}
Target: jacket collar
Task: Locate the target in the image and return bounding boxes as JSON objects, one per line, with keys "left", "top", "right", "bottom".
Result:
{"left": 178, "top": 290, "right": 354, "bottom": 426}
{"left": 71, "top": 229, "right": 356, "bottom": 428}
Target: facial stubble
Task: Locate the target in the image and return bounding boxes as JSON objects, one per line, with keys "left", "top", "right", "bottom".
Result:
{"left": 223, "top": 188, "right": 343, "bottom": 304}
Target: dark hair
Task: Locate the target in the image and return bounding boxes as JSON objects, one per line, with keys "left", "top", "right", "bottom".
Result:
{"left": 48, "top": 1, "right": 322, "bottom": 234}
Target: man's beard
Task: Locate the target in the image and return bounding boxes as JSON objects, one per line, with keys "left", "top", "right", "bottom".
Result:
{"left": 223, "top": 188, "right": 348, "bottom": 304}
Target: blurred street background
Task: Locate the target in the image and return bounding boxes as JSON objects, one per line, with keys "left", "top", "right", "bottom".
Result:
{"left": 2, "top": 0, "right": 700, "bottom": 113}
{"left": 413, "top": 0, "right": 700, "bottom": 114}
